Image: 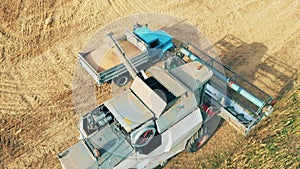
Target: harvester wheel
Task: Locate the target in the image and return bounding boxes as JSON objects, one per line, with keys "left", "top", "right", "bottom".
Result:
{"left": 186, "top": 114, "right": 222, "bottom": 152}
{"left": 186, "top": 126, "right": 209, "bottom": 152}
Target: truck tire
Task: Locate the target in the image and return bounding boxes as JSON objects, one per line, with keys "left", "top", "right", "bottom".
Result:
{"left": 162, "top": 51, "right": 172, "bottom": 60}
{"left": 186, "top": 114, "right": 222, "bottom": 152}
{"left": 113, "top": 73, "right": 131, "bottom": 86}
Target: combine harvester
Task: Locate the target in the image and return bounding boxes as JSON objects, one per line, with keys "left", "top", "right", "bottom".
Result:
{"left": 58, "top": 25, "right": 275, "bottom": 169}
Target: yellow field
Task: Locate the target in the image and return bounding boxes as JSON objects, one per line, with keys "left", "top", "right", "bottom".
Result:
{"left": 0, "top": 0, "right": 299, "bottom": 168}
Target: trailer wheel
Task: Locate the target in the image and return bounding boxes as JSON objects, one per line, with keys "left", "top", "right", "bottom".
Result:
{"left": 186, "top": 114, "right": 222, "bottom": 152}
{"left": 113, "top": 74, "right": 131, "bottom": 86}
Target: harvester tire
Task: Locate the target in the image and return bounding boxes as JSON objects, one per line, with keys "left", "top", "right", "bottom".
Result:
{"left": 186, "top": 114, "right": 222, "bottom": 152}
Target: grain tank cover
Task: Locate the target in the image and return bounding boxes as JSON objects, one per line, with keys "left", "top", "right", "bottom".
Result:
{"left": 170, "top": 61, "right": 213, "bottom": 91}
{"left": 147, "top": 67, "right": 187, "bottom": 97}
{"left": 105, "top": 91, "right": 154, "bottom": 132}
{"left": 130, "top": 76, "right": 167, "bottom": 117}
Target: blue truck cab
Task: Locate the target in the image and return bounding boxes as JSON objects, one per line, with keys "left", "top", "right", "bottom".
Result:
{"left": 133, "top": 26, "right": 174, "bottom": 59}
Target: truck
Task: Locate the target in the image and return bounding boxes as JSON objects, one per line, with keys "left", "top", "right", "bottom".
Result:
{"left": 58, "top": 25, "right": 275, "bottom": 169}
{"left": 78, "top": 25, "right": 173, "bottom": 86}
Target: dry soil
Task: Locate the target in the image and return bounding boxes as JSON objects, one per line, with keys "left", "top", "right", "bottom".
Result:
{"left": 0, "top": 0, "right": 299, "bottom": 168}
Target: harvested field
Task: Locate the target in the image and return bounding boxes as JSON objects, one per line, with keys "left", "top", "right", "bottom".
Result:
{"left": 0, "top": 0, "right": 299, "bottom": 168}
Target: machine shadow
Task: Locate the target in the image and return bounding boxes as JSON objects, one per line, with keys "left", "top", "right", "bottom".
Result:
{"left": 204, "top": 34, "right": 298, "bottom": 100}
{"left": 160, "top": 19, "right": 217, "bottom": 55}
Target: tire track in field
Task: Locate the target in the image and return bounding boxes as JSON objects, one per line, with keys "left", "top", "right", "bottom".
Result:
{"left": 1, "top": 1, "right": 109, "bottom": 64}
{"left": 1, "top": 81, "right": 75, "bottom": 166}
{"left": 0, "top": 71, "right": 30, "bottom": 112}
{"left": 0, "top": 24, "right": 29, "bottom": 44}
{"left": 108, "top": 0, "right": 148, "bottom": 16}
{"left": 0, "top": 81, "right": 43, "bottom": 113}
{"left": 108, "top": 0, "right": 125, "bottom": 16}
{"left": 4, "top": 90, "right": 76, "bottom": 168}
{"left": 0, "top": 0, "right": 23, "bottom": 23}
{"left": 0, "top": 45, "right": 71, "bottom": 113}
{"left": 0, "top": 1, "right": 79, "bottom": 63}
{"left": 127, "top": 0, "right": 152, "bottom": 13}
